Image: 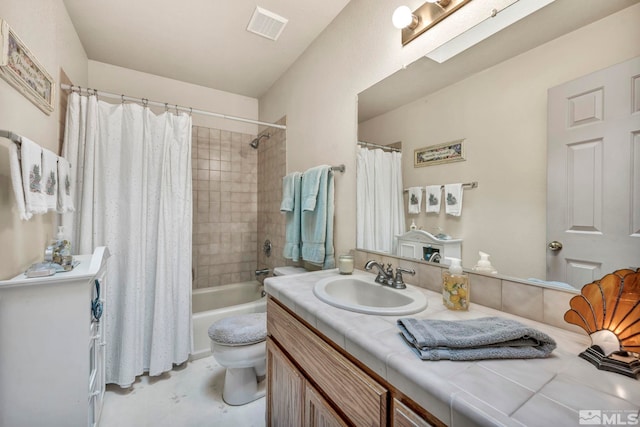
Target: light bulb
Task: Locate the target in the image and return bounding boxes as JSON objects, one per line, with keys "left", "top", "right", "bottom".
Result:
{"left": 392, "top": 6, "right": 413, "bottom": 29}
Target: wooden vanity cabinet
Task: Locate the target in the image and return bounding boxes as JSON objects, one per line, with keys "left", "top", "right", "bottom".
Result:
{"left": 267, "top": 297, "right": 443, "bottom": 427}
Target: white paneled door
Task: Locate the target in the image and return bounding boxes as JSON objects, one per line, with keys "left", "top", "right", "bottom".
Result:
{"left": 547, "top": 56, "right": 640, "bottom": 288}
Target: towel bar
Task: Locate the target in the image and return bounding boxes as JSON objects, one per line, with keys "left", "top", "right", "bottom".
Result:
{"left": 403, "top": 181, "right": 477, "bottom": 193}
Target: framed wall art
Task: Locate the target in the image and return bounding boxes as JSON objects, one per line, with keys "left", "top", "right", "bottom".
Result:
{"left": 414, "top": 139, "right": 465, "bottom": 167}
{"left": 0, "top": 19, "right": 54, "bottom": 115}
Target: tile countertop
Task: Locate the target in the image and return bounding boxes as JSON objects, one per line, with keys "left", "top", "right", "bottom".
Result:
{"left": 264, "top": 269, "right": 640, "bottom": 427}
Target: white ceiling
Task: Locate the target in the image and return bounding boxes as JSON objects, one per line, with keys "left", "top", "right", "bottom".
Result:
{"left": 62, "top": 0, "right": 351, "bottom": 98}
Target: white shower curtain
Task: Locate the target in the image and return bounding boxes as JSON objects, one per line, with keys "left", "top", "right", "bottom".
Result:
{"left": 356, "top": 147, "right": 405, "bottom": 253}
{"left": 62, "top": 92, "right": 193, "bottom": 387}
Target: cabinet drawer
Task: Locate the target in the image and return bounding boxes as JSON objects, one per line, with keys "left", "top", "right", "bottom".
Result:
{"left": 268, "top": 299, "right": 388, "bottom": 427}
{"left": 393, "top": 399, "right": 435, "bottom": 427}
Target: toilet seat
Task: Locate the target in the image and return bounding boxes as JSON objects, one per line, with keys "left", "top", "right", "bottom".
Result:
{"left": 208, "top": 312, "right": 266, "bottom": 346}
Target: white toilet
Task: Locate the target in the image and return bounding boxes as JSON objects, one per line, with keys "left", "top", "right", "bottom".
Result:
{"left": 208, "top": 312, "right": 267, "bottom": 406}
{"left": 208, "top": 266, "right": 307, "bottom": 406}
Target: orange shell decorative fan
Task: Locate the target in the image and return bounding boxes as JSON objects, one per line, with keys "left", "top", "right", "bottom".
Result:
{"left": 565, "top": 268, "right": 640, "bottom": 356}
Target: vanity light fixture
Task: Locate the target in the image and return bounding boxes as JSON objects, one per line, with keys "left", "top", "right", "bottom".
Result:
{"left": 392, "top": 0, "right": 472, "bottom": 46}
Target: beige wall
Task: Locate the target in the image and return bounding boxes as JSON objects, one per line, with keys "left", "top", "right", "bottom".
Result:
{"left": 260, "top": 0, "right": 640, "bottom": 276}
{"left": 0, "top": 0, "right": 88, "bottom": 279}
{"left": 359, "top": 5, "right": 640, "bottom": 279}
{"left": 258, "top": 0, "right": 519, "bottom": 263}
{"left": 256, "top": 119, "right": 289, "bottom": 277}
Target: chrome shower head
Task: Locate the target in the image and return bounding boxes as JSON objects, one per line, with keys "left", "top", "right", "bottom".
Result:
{"left": 250, "top": 133, "right": 270, "bottom": 149}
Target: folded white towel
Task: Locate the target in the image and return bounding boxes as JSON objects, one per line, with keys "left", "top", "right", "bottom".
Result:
{"left": 8, "top": 143, "right": 31, "bottom": 220}
{"left": 42, "top": 148, "right": 58, "bottom": 211}
{"left": 407, "top": 187, "right": 422, "bottom": 214}
{"left": 20, "top": 137, "right": 47, "bottom": 216}
{"left": 444, "top": 183, "right": 463, "bottom": 216}
{"left": 425, "top": 185, "right": 441, "bottom": 214}
{"left": 57, "top": 156, "right": 74, "bottom": 213}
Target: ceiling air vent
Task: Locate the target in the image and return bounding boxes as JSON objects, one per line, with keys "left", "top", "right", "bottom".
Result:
{"left": 246, "top": 6, "right": 288, "bottom": 41}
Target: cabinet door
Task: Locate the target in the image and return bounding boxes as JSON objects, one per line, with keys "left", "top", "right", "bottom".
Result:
{"left": 305, "top": 382, "right": 349, "bottom": 427}
{"left": 267, "top": 338, "right": 304, "bottom": 427}
{"left": 393, "top": 399, "right": 435, "bottom": 427}
{"left": 268, "top": 299, "right": 387, "bottom": 426}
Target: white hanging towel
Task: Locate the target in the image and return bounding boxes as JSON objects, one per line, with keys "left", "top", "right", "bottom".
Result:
{"left": 407, "top": 187, "right": 422, "bottom": 214}
{"left": 20, "top": 137, "right": 47, "bottom": 216}
{"left": 8, "top": 143, "right": 31, "bottom": 220}
{"left": 425, "top": 185, "right": 441, "bottom": 213}
{"left": 42, "top": 148, "right": 58, "bottom": 211}
{"left": 57, "top": 156, "right": 75, "bottom": 213}
{"left": 444, "top": 183, "right": 463, "bottom": 216}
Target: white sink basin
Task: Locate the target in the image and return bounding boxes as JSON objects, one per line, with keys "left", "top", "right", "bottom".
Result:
{"left": 313, "top": 274, "right": 428, "bottom": 316}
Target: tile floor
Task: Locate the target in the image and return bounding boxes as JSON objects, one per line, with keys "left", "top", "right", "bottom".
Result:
{"left": 99, "top": 356, "right": 266, "bottom": 427}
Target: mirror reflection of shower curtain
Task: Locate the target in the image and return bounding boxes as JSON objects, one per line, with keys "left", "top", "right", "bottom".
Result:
{"left": 61, "top": 92, "right": 193, "bottom": 387}
{"left": 356, "top": 147, "right": 405, "bottom": 253}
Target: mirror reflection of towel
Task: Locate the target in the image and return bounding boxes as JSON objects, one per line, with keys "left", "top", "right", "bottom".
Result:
{"left": 407, "top": 187, "right": 421, "bottom": 214}
{"left": 425, "top": 185, "right": 441, "bottom": 213}
{"left": 444, "top": 183, "right": 463, "bottom": 216}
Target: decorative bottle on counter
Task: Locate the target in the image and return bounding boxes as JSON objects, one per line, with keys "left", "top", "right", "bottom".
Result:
{"left": 442, "top": 257, "right": 469, "bottom": 310}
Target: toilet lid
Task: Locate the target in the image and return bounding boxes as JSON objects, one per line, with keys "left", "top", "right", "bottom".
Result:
{"left": 208, "top": 312, "right": 267, "bottom": 346}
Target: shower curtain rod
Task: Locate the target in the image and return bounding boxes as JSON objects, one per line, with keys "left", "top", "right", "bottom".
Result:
{"left": 357, "top": 140, "right": 401, "bottom": 152}
{"left": 60, "top": 84, "right": 287, "bottom": 130}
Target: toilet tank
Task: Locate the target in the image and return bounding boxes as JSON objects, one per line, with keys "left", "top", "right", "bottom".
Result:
{"left": 273, "top": 266, "right": 307, "bottom": 276}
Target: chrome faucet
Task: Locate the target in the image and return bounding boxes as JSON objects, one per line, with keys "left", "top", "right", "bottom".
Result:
{"left": 364, "top": 260, "right": 415, "bottom": 289}
{"left": 393, "top": 267, "right": 416, "bottom": 289}
{"left": 364, "top": 260, "right": 393, "bottom": 285}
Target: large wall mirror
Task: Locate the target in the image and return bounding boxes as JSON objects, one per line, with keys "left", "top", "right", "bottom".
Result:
{"left": 357, "top": 0, "right": 640, "bottom": 290}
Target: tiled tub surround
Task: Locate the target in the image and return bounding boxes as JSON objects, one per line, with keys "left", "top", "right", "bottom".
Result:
{"left": 256, "top": 118, "right": 288, "bottom": 274}
{"left": 264, "top": 270, "right": 640, "bottom": 427}
{"left": 354, "top": 249, "right": 583, "bottom": 334}
{"left": 255, "top": 116, "right": 309, "bottom": 276}
{"left": 192, "top": 126, "right": 258, "bottom": 288}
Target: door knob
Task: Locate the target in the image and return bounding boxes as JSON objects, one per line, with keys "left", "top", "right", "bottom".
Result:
{"left": 548, "top": 241, "right": 563, "bottom": 251}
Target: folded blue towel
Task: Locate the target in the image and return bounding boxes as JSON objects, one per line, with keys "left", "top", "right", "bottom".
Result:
{"left": 281, "top": 172, "right": 299, "bottom": 212}
{"left": 397, "top": 316, "right": 556, "bottom": 361}
{"left": 301, "top": 165, "right": 325, "bottom": 212}
{"left": 301, "top": 166, "right": 334, "bottom": 268}
{"left": 282, "top": 172, "right": 302, "bottom": 261}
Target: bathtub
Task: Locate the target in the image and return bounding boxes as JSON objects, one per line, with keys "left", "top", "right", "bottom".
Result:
{"left": 191, "top": 281, "right": 266, "bottom": 360}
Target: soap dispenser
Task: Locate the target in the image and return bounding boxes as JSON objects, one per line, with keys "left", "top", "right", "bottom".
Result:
{"left": 442, "top": 257, "right": 469, "bottom": 311}
{"left": 472, "top": 251, "right": 497, "bottom": 274}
